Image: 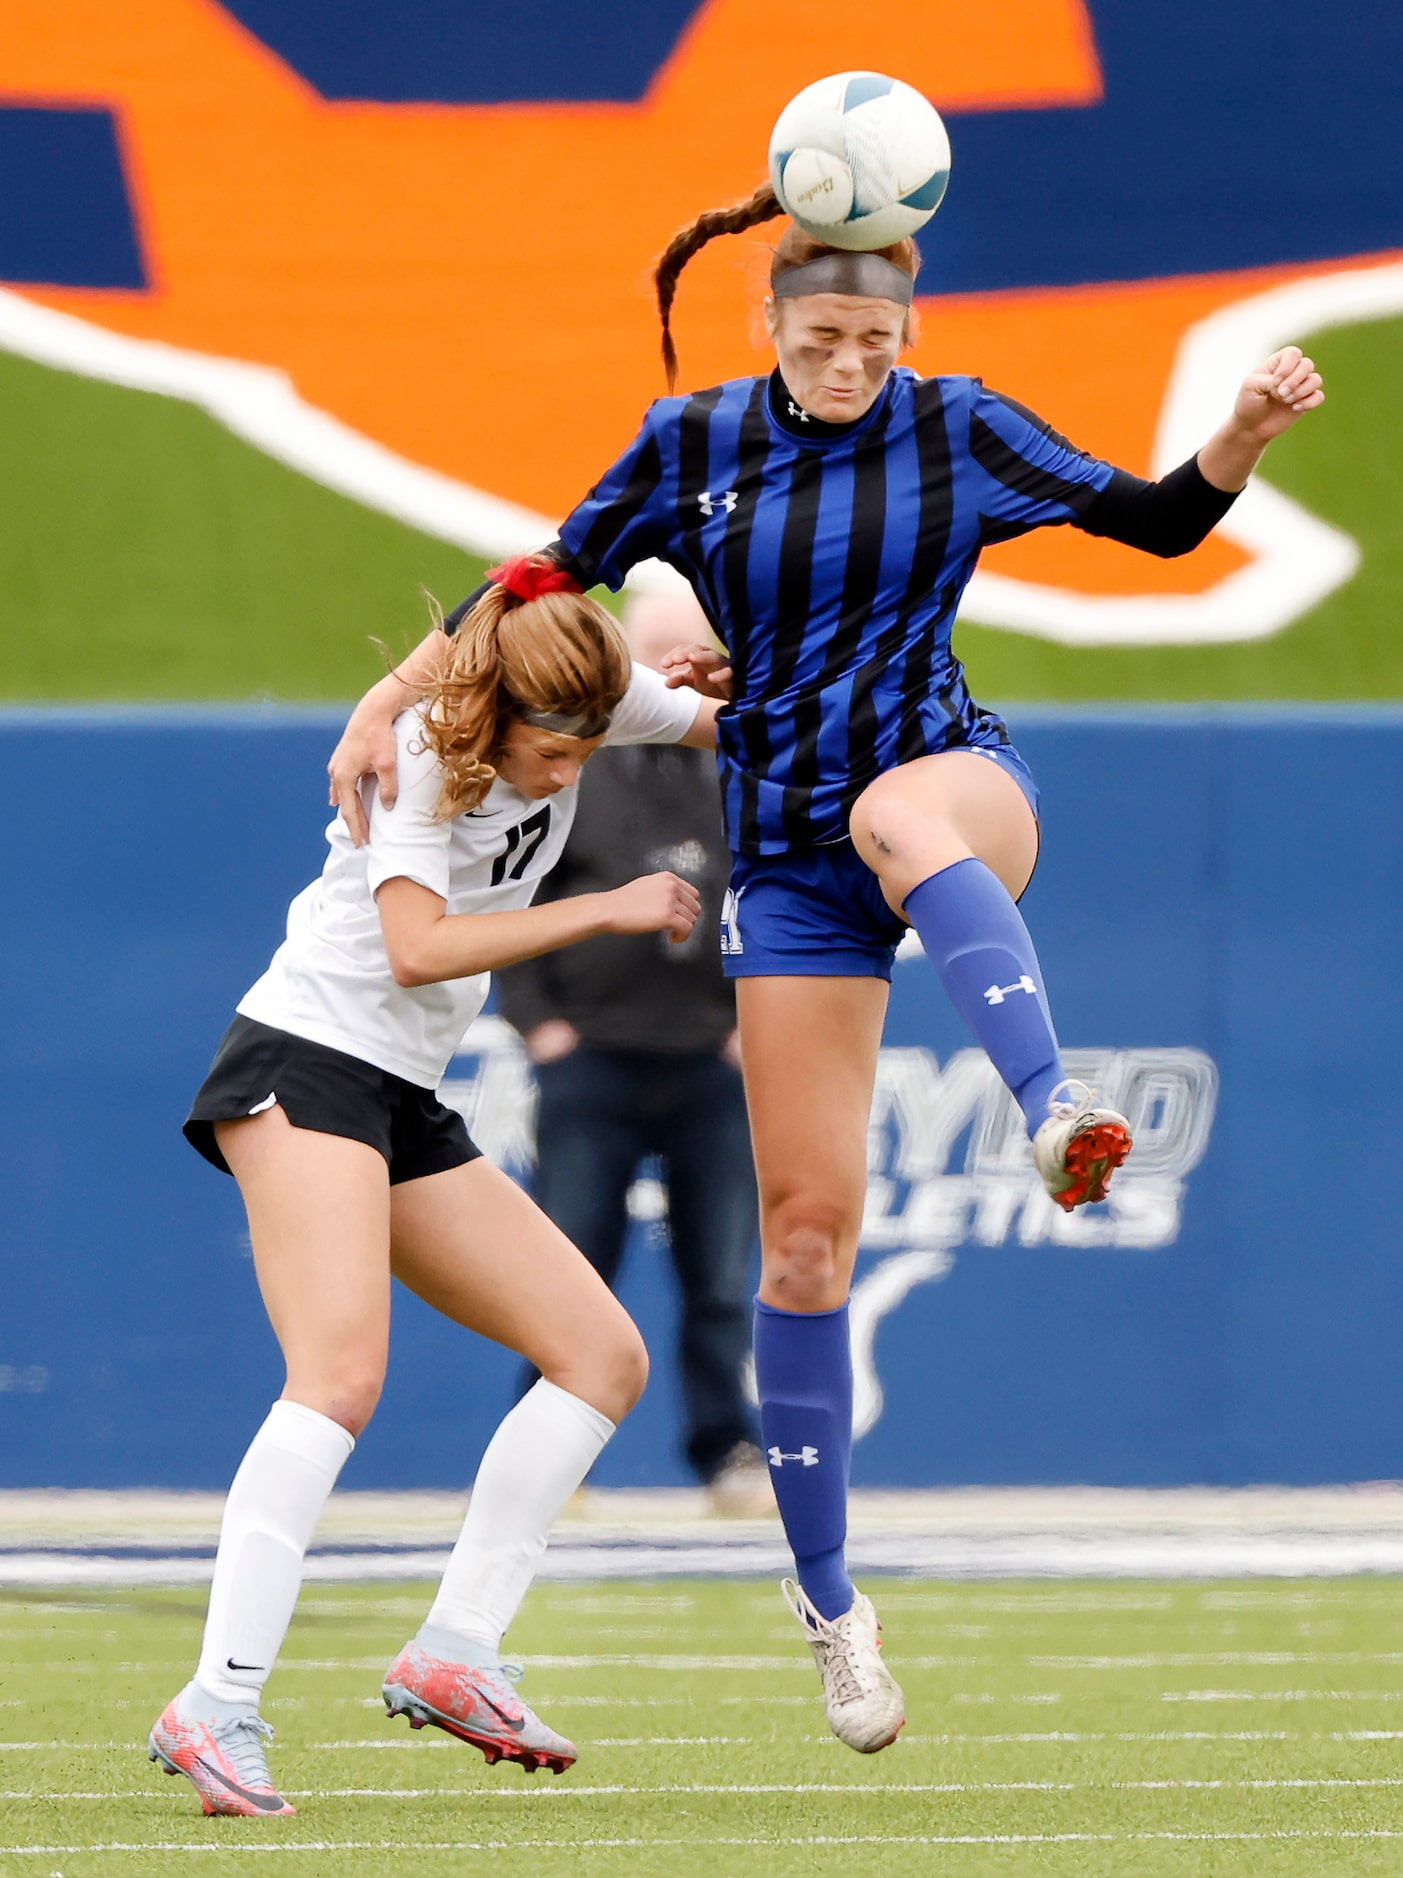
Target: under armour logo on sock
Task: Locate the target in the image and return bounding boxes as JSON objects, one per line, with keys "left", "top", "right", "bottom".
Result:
{"left": 768, "top": 1445, "right": 819, "bottom": 1468}
{"left": 984, "top": 976, "right": 1037, "bottom": 1006}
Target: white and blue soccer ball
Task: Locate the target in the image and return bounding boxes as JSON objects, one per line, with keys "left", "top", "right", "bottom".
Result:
{"left": 769, "top": 72, "right": 951, "bottom": 252}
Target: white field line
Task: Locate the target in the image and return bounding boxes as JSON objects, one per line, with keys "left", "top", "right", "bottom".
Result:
{"left": 13, "top": 1777, "right": 1403, "bottom": 1800}
{"left": 25, "top": 1650, "right": 1403, "bottom": 1679}
{"left": 1031, "top": 1651, "right": 1403, "bottom": 1668}
{"left": 900, "top": 1730, "right": 1298, "bottom": 1743}
{"left": 8, "top": 1726, "right": 1398, "bottom": 1752}
{"left": 19, "top": 1655, "right": 803, "bottom": 1673}
{"left": 9, "top": 1830, "right": 1403, "bottom": 1852}
{"left": 2, "top": 262, "right": 1403, "bottom": 649}
{"left": 1163, "top": 1689, "right": 1403, "bottom": 1703}
{"left": 294, "top": 1735, "right": 757, "bottom": 1750}
{"left": 486, "top": 1694, "right": 817, "bottom": 1706}
{"left": 18, "top": 1531, "right": 1403, "bottom": 1585}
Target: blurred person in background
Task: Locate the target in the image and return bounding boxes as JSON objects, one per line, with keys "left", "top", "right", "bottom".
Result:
{"left": 496, "top": 588, "right": 769, "bottom": 1517}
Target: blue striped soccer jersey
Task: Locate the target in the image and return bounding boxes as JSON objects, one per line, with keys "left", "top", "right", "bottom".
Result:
{"left": 556, "top": 368, "right": 1115, "bottom": 854}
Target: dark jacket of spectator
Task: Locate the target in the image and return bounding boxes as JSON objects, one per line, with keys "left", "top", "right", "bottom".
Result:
{"left": 495, "top": 743, "right": 734, "bottom": 1055}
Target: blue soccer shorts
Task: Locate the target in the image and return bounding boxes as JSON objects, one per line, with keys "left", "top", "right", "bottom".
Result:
{"left": 719, "top": 743, "right": 1039, "bottom": 982}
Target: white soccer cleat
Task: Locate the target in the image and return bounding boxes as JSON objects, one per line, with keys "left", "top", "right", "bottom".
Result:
{"left": 1031, "top": 1079, "right": 1132, "bottom": 1213}
{"left": 782, "top": 1579, "right": 905, "bottom": 1753}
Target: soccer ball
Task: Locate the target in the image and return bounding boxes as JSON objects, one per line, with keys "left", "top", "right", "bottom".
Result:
{"left": 768, "top": 72, "right": 951, "bottom": 252}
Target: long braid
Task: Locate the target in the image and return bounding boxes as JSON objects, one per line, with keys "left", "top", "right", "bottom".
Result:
{"left": 654, "top": 180, "right": 784, "bottom": 392}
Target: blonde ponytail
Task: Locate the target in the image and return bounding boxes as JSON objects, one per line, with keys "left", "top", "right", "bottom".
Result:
{"left": 419, "top": 565, "right": 631, "bottom": 818}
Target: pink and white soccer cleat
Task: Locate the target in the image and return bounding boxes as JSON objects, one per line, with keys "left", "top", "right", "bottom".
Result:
{"left": 1032, "top": 1080, "right": 1133, "bottom": 1212}
{"left": 148, "top": 1688, "right": 295, "bottom": 1817}
{"left": 382, "top": 1639, "right": 576, "bottom": 1773}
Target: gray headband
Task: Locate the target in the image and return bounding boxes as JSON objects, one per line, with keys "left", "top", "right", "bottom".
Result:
{"left": 517, "top": 707, "right": 613, "bottom": 739}
{"left": 772, "top": 252, "right": 914, "bottom": 306}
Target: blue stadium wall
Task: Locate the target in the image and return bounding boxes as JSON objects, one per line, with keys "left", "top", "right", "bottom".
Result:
{"left": 1, "top": 708, "right": 1399, "bottom": 1491}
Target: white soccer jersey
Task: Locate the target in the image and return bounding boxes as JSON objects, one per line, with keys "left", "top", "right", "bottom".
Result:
{"left": 238, "top": 663, "right": 700, "bottom": 1087}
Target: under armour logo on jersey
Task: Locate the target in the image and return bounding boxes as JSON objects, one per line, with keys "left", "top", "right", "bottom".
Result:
{"left": 719, "top": 886, "right": 744, "bottom": 956}
{"left": 697, "top": 489, "right": 738, "bottom": 517}
{"left": 786, "top": 399, "right": 811, "bottom": 423}
{"left": 984, "top": 975, "right": 1038, "bottom": 1006}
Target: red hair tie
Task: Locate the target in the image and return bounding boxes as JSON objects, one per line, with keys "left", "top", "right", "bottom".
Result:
{"left": 486, "top": 555, "right": 584, "bottom": 604}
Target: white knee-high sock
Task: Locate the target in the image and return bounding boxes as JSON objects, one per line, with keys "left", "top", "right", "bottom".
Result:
{"left": 195, "top": 1400, "right": 354, "bottom": 1706}
{"left": 423, "top": 1381, "right": 614, "bottom": 1652}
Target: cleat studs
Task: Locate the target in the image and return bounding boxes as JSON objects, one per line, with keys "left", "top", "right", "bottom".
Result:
{"left": 408, "top": 1714, "right": 425, "bottom": 1730}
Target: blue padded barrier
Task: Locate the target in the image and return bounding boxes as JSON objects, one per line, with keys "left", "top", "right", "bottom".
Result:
{"left": 0, "top": 705, "right": 1398, "bottom": 1489}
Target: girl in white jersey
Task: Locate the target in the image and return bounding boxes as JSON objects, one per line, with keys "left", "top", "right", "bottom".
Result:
{"left": 149, "top": 557, "right": 716, "bottom": 1817}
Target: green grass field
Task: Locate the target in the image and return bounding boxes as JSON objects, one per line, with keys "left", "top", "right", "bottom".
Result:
{"left": 0, "top": 348, "right": 489, "bottom": 703}
{"left": 4, "top": 1576, "right": 1403, "bottom": 1876}
{"left": 0, "top": 315, "right": 1397, "bottom": 704}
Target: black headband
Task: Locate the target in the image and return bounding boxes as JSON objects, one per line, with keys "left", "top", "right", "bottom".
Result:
{"left": 772, "top": 252, "right": 914, "bottom": 306}
{"left": 517, "top": 706, "right": 613, "bottom": 739}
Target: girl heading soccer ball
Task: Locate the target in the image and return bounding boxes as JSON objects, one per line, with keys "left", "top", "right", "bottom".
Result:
{"left": 331, "top": 153, "right": 1323, "bottom": 1758}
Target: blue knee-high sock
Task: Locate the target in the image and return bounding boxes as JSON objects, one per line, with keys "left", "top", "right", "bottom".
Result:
{"left": 904, "top": 858, "right": 1065, "bottom": 1138}
{"left": 753, "top": 1299, "right": 854, "bottom": 1621}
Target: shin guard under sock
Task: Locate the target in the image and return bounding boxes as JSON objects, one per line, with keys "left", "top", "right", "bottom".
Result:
{"left": 423, "top": 1380, "right": 614, "bottom": 1655}
{"left": 904, "top": 858, "right": 1065, "bottom": 1137}
{"left": 753, "top": 1300, "right": 854, "bottom": 1621}
{"left": 195, "top": 1400, "right": 354, "bottom": 1707}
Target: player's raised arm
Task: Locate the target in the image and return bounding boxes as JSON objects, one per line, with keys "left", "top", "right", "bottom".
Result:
{"left": 1011, "top": 345, "right": 1326, "bottom": 562}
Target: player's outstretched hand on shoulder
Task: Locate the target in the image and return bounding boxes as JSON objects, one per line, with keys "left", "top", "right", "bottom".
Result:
{"left": 1234, "top": 345, "right": 1324, "bottom": 443}
{"left": 660, "top": 643, "right": 734, "bottom": 700}
{"left": 605, "top": 872, "right": 702, "bottom": 945}
{"left": 328, "top": 700, "right": 400, "bottom": 847}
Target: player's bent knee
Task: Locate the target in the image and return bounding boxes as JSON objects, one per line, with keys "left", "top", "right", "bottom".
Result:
{"left": 850, "top": 784, "right": 960, "bottom": 882}
{"left": 540, "top": 1315, "right": 648, "bottom": 1425}
{"left": 762, "top": 1201, "right": 856, "bottom": 1309}
{"left": 285, "top": 1369, "right": 383, "bottom": 1439}
{"left": 611, "top": 1323, "right": 650, "bottom": 1417}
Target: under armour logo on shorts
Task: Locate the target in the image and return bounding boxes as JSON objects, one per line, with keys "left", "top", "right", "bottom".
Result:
{"left": 720, "top": 887, "right": 744, "bottom": 955}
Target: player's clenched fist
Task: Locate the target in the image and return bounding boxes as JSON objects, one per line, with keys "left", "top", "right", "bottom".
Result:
{"left": 604, "top": 872, "right": 702, "bottom": 944}
{"left": 1234, "top": 344, "right": 1325, "bottom": 442}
